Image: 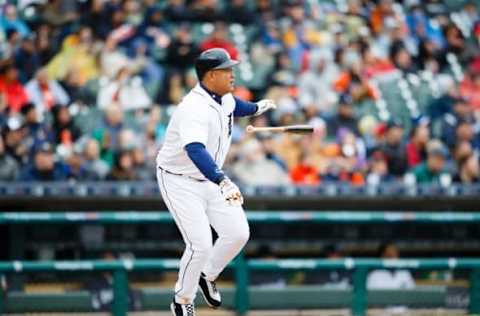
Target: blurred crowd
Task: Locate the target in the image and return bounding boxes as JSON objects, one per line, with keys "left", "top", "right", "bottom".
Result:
{"left": 0, "top": 0, "right": 480, "bottom": 186}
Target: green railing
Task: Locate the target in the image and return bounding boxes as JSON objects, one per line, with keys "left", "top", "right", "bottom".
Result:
{"left": 1, "top": 211, "right": 480, "bottom": 315}
{"left": 0, "top": 258, "right": 480, "bottom": 316}
{"left": 1, "top": 211, "right": 480, "bottom": 224}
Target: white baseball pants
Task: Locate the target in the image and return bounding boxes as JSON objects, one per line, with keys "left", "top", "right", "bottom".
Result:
{"left": 157, "top": 169, "right": 250, "bottom": 304}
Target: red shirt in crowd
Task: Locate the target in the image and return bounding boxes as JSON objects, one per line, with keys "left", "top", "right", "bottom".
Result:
{"left": 406, "top": 142, "right": 422, "bottom": 168}
{"left": 0, "top": 76, "right": 29, "bottom": 113}
{"left": 289, "top": 165, "right": 320, "bottom": 185}
{"left": 200, "top": 39, "right": 238, "bottom": 60}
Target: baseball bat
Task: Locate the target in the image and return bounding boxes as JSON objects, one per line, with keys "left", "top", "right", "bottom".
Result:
{"left": 246, "top": 125, "right": 315, "bottom": 134}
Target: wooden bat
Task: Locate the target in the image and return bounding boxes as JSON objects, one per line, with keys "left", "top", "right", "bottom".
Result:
{"left": 245, "top": 125, "right": 315, "bottom": 134}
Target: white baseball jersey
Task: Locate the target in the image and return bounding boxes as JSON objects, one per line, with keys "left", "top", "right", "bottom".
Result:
{"left": 156, "top": 84, "right": 235, "bottom": 179}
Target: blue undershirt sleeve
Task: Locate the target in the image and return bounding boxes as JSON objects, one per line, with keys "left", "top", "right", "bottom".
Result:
{"left": 185, "top": 142, "right": 225, "bottom": 184}
{"left": 233, "top": 96, "right": 258, "bottom": 117}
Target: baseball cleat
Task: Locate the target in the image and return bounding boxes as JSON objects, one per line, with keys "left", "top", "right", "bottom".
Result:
{"left": 170, "top": 300, "right": 196, "bottom": 316}
{"left": 198, "top": 272, "right": 221, "bottom": 308}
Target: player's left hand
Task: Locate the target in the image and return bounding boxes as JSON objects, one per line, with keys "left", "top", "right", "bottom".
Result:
{"left": 255, "top": 99, "right": 277, "bottom": 116}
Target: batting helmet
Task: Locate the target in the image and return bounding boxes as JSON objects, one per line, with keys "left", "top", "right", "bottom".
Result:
{"left": 195, "top": 48, "right": 239, "bottom": 80}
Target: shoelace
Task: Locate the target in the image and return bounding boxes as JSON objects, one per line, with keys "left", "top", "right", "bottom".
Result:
{"left": 185, "top": 304, "right": 195, "bottom": 316}
{"left": 210, "top": 280, "right": 218, "bottom": 293}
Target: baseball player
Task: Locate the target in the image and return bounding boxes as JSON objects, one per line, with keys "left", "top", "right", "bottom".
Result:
{"left": 156, "top": 48, "right": 276, "bottom": 316}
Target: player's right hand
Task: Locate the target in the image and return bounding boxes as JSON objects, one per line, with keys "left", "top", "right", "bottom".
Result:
{"left": 219, "top": 177, "right": 243, "bottom": 206}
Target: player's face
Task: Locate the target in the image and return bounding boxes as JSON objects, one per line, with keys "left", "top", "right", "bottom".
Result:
{"left": 211, "top": 67, "right": 235, "bottom": 95}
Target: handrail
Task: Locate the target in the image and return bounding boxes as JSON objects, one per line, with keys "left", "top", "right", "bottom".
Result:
{"left": 1, "top": 211, "right": 480, "bottom": 224}
{"left": 0, "top": 258, "right": 480, "bottom": 316}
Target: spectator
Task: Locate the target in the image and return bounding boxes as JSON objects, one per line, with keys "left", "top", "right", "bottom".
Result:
{"left": 440, "top": 97, "right": 474, "bottom": 148}
{"left": 367, "top": 242, "right": 415, "bottom": 289}
{"left": 106, "top": 150, "right": 137, "bottom": 181}
{"left": 82, "top": 138, "right": 110, "bottom": 180}
{"left": 200, "top": 22, "right": 238, "bottom": 60}
{"left": 289, "top": 150, "right": 320, "bottom": 185}
{"left": 165, "top": 24, "right": 200, "bottom": 73}
{"left": 0, "top": 63, "right": 29, "bottom": 113}
{"left": 453, "top": 153, "right": 479, "bottom": 184}
{"left": 366, "top": 150, "right": 394, "bottom": 184}
{"left": 25, "top": 68, "right": 70, "bottom": 114}
{"left": 0, "top": 5, "right": 30, "bottom": 38}
{"left": 15, "top": 35, "right": 42, "bottom": 83}
{"left": 379, "top": 121, "right": 408, "bottom": 177}
{"left": 231, "top": 138, "right": 290, "bottom": 186}
{"left": 46, "top": 25, "right": 99, "bottom": 85}
{"left": 51, "top": 105, "right": 81, "bottom": 146}
{"left": 164, "top": 0, "right": 192, "bottom": 22}
{"left": 21, "top": 103, "right": 54, "bottom": 151}
{"left": 19, "top": 142, "right": 70, "bottom": 181}
{"left": 189, "top": 0, "right": 221, "bottom": 22}
{"left": 224, "top": 0, "right": 256, "bottom": 25}
{"left": 406, "top": 120, "right": 430, "bottom": 168}
{"left": 97, "top": 66, "right": 152, "bottom": 111}
{"left": 132, "top": 147, "right": 152, "bottom": 181}
{"left": 412, "top": 144, "right": 450, "bottom": 184}
{"left": 298, "top": 49, "right": 339, "bottom": 114}
{"left": 2, "top": 116, "right": 28, "bottom": 165}
{"left": 0, "top": 135, "right": 19, "bottom": 180}
{"left": 91, "top": 103, "right": 126, "bottom": 167}
{"left": 327, "top": 95, "right": 360, "bottom": 137}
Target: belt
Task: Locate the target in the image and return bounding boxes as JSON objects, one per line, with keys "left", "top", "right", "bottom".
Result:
{"left": 158, "top": 166, "right": 208, "bottom": 182}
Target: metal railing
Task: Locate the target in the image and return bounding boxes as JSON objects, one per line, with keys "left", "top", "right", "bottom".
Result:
{"left": 1, "top": 181, "right": 480, "bottom": 197}
{"left": 1, "top": 211, "right": 480, "bottom": 315}
{"left": 2, "top": 211, "right": 480, "bottom": 224}
{"left": 0, "top": 258, "right": 480, "bottom": 316}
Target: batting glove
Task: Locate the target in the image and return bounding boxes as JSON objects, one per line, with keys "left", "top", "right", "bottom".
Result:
{"left": 219, "top": 177, "right": 244, "bottom": 206}
{"left": 254, "top": 99, "right": 277, "bottom": 116}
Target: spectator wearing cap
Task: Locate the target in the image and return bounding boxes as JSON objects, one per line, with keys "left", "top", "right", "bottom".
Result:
{"left": 453, "top": 153, "right": 479, "bottom": 184}
{"left": 406, "top": 119, "right": 430, "bottom": 168}
{"left": 2, "top": 116, "right": 28, "bottom": 165}
{"left": 19, "top": 142, "right": 70, "bottom": 181}
{"left": 379, "top": 120, "right": 408, "bottom": 177}
{"left": 412, "top": 145, "right": 450, "bottom": 184}
{"left": 0, "top": 63, "right": 29, "bottom": 113}
{"left": 26, "top": 68, "right": 70, "bottom": 114}
{"left": 0, "top": 134, "right": 19, "bottom": 180}
{"left": 327, "top": 94, "right": 360, "bottom": 138}
{"left": 21, "top": 103, "right": 54, "bottom": 150}
{"left": 14, "top": 34, "right": 41, "bottom": 83}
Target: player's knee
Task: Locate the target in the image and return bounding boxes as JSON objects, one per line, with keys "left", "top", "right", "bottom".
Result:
{"left": 193, "top": 243, "right": 213, "bottom": 260}
{"left": 233, "top": 228, "right": 250, "bottom": 248}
